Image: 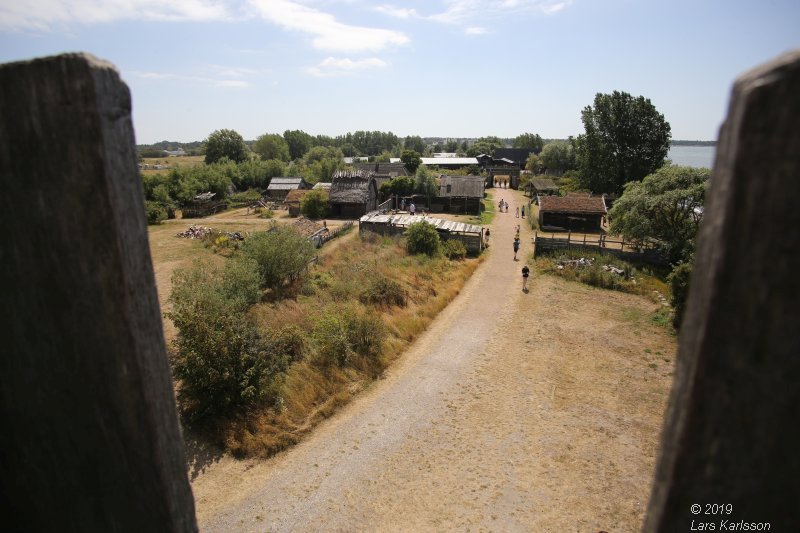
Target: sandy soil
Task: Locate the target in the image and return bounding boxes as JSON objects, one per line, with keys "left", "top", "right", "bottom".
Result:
{"left": 190, "top": 190, "right": 676, "bottom": 532}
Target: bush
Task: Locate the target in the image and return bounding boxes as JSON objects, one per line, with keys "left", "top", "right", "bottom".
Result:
{"left": 265, "top": 324, "right": 307, "bottom": 364}
{"left": 300, "top": 189, "right": 329, "bottom": 219}
{"left": 242, "top": 225, "right": 317, "bottom": 290}
{"left": 441, "top": 239, "right": 467, "bottom": 260}
{"left": 145, "top": 201, "right": 167, "bottom": 225}
{"left": 360, "top": 277, "right": 407, "bottom": 307}
{"left": 312, "top": 306, "right": 387, "bottom": 367}
{"left": 168, "top": 260, "right": 283, "bottom": 422}
{"left": 668, "top": 260, "right": 693, "bottom": 329}
{"left": 406, "top": 221, "right": 440, "bottom": 256}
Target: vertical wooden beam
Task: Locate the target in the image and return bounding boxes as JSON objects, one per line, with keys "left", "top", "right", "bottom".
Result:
{"left": 645, "top": 50, "right": 800, "bottom": 532}
{"left": 0, "top": 54, "right": 197, "bottom": 532}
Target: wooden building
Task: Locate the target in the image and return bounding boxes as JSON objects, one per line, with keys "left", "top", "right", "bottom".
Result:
{"left": 329, "top": 169, "right": 378, "bottom": 218}
{"left": 266, "top": 177, "right": 310, "bottom": 200}
{"left": 359, "top": 213, "right": 484, "bottom": 254}
{"left": 428, "top": 175, "right": 485, "bottom": 215}
{"left": 528, "top": 177, "right": 559, "bottom": 198}
{"left": 284, "top": 189, "right": 312, "bottom": 217}
{"left": 537, "top": 195, "right": 607, "bottom": 232}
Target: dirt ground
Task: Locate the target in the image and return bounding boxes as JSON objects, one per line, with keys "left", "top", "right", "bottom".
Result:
{"left": 189, "top": 190, "right": 676, "bottom": 532}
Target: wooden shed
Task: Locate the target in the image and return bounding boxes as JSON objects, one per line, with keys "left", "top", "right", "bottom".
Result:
{"left": 537, "top": 195, "right": 607, "bottom": 232}
{"left": 429, "top": 175, "right": 484, "bottom": 214}
{"left": 284, "top": 189, "right": 312, "bottom": 217}
{"left": 266, "top": 177, "right": 310, "bottom": 200}
{"left": 359, "top": 213, "right": 484, "bottom": 254}
{"left": 329, "top": 169, "right": 378, "bottom": 218}
{"left": 528, "top": 177, "right": 559, "bottom": 198}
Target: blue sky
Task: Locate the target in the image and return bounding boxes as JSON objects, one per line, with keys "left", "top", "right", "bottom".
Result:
{"left": 1, "top": 1, "right": 798, "bottom": 144}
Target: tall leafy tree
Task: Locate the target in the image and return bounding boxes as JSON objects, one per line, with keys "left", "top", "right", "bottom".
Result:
{"left": 204, "top": 129, "right": 249, "bottom": 164}
{"left": 283, "top": 129, "right": 312, "bottom": 160}
{"left": 513, "top": 133, "right": 544, "bottom": 154}
{"left": 253, "top": 133, "right": 290, "bottom": 162}
{"left": 466, "top": 136, "right": 504, "bottom": 157}
{"left": 609, "top": 165, "right": 709, "bottom": 263}
{"left": 403, "top": 135, "right": 426, "bottom": 154}
{"left": 539, "top": 141, "right": 576, "bottom": 173}
{"left": 401, "top": 150, "right": 422, "bottom": 173}
{"left": 414, "top": 165, "right": 438, "bottom": 207}
{"left": 576, "top": 91, "right": 671, "bottom": 194}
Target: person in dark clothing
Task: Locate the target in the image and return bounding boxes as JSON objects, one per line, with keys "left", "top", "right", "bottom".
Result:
{"left": 522, "top": 264, "right": 530, "bottom": 292}
{"left": 513, "top": 237, "right": 520, "bottom": 260}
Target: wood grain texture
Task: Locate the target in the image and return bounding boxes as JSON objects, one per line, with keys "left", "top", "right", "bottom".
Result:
{"left": 0, "top": 53, "right": 197, "bottom": 532}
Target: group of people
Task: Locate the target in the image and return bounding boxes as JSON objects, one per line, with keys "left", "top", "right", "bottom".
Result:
{"left": 498, "top": 199, "right": 509, "bottom": 212}
{"left": 496, "top": 178, "right": 510, "bottom": 188}
{"left": 400, "top": 198, "right": 417, "bottom": 215}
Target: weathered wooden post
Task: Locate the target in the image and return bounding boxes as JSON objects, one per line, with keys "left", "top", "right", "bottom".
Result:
{"left": 0, "top": 54, "right": 197, "bottom": 531}
{"left": 645, "top": 50, "right": 800, "bottom": 532}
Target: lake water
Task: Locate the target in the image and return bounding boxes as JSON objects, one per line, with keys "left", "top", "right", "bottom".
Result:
{"left": 667, "top": 145, "right": 716, "bottom": 169}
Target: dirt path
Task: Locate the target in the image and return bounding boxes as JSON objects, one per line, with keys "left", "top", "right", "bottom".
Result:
{"left": 192, "top": 190, "right": 675, "bottom": 532}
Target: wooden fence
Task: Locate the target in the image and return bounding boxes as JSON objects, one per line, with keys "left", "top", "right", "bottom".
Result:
{"left": 533, "top": 231, "right": 667, "bottom": 265}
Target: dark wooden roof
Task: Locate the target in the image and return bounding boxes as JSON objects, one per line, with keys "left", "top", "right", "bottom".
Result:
{"left": 437, "top": 175, "right": 485, "bottom": 198}
{"left": 538, "top": 195, "right": 607, "bottom": 215}
{"left": 493, "top": 148, "right": 532, "bottom": 165}
{"left": 330, "top": 169, "right": 376, "bottom": 204}
{"left": 530, "top": 178, "right": 558, "bottom": 191}
{"left": 354, "top": 162, "right": 410, "bottom": 176}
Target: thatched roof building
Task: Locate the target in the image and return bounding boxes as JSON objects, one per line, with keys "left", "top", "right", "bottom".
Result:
{"left": 329, "top": 169, "right": 378, "bottom": 218}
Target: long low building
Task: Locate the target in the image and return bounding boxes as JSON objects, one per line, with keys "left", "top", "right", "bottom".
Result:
{"left": 420, "top": 157, "right": 479, "bottom": 168}
{"left": 359, "top": 213, "right": 484, "bottom": 253}
{"left": 537, "top": 195, "right": 607, "bottom": 231}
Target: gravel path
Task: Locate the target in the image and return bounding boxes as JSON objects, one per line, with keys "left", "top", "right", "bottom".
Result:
{"left": 193, "top": 189, "right": 675, "bottom": 532}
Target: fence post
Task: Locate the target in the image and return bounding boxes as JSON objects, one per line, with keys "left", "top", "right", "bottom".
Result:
{"left": 0, "top": 54, "right": 197, "bottom": 531}
{"left": 644, "top": 50, "right": 800, "bottom": 532}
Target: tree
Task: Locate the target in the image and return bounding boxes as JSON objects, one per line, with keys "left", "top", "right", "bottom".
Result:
{"left": 575, "top": 91, "right": 671, "bottom": 194}
{"left": 253, "top": 133, "right": 290, "bottom": 162}
{"left": 401, "top": 150, "right": 422, "bottom": 173}
{"left": 539, "top": 141, "right": 576, "bottom": 173}
{"left": 204, "top": 129, "right": 249, "bottom": 164}
{"left": 300, "top": 189, "right": 329, "bottom": 219}
{"left": 513, "top": 133, "right": 544, "bottom": 154}
{"left": 525, "top": 153, "right": 544, "bottom": 174}
{"left": 444, "top": 139, "right": 460, "bottom": 153}
{"left": 609, "top": 165, "right": 709, "bottom": 263}
{"left": 283, "top": 129, "right": 312, "bottom": 160}
{"left": 414, "top": 165, "right": 437, "bottom": 207}
{"left": 403, "top": 135, "right": 426, "bottom": 154}
{"left": 241, "top": 225, "right": 317, "bottom": 290}
{"left": 405, "top": 221, "right": 440, "bottom": 256}
{"left": 466, "top": 136, "right": 504, "bottom": 157}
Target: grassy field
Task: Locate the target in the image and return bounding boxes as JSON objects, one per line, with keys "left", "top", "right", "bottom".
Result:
{"left": 140, "top": 155, "right": 205, "bottom": 175}
{"left": 149, "top": 209, "right": 483, "bottom": 457}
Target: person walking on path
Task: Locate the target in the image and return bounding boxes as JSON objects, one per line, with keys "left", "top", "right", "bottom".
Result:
{"left": 522, "top": 264, "right": 530, "bottom": 292}
{"left": 513, "top": 237, "right": 520, "bottom": 261}
{"left": 485, "top": 228, "right": 491, "bottom": 245}
{"left": 521, "top": 205, "right": 525, "bottom": 218}
{"left": 499, "top": 199, "right": 504, "bottom": 213}
{"left": 515, "top": 206, "right": 520, "bottom": 218}
{"left": 409, "top": 202, "right": 416, "bottom": 216}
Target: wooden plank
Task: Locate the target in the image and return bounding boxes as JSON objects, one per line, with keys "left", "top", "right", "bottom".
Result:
{"left": 0, "top": 54, "right": 197, "bottom": 531}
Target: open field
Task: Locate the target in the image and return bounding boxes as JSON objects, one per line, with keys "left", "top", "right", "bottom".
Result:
{"left": 140, "top": 155, "right": 205, "bottom": 175}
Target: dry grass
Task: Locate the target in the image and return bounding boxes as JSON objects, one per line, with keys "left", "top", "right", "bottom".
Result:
{"left": 140, "top": 155, "right": 205, "bottom": 175}
{"left": 153, "top": 219, "right": 483, "bottom": 458}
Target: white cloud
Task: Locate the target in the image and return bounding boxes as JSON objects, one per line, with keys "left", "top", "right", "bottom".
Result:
{"left": 428, "top": 0, "right": 573, "bottom": 24}
{"left": 465, "top": 26, "right": 488, "bottom": 35}
{"left": 306, "top": 56, "right": 389, "bottom": 77}
{"left": 129, "top": 70, "right": 253, "bottom": 88}
{"left": 248, "top": 0, "right": 409, "bottom": 52}
{"left": 0, "top": 0, "right": 233, "bottom": 31}
{"left": 374, "top": 5, "right": 417, "bottom": 19}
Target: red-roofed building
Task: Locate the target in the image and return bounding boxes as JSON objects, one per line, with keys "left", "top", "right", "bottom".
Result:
{"left": 537, "top": 195, "right": 607, "bottom": 231}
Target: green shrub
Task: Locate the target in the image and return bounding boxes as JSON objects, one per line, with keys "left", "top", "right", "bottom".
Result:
{"left": 313, "top": 312, "right": 353, "bottom": 367}
{"left": 668, "top": 260, "right": 693, "bottom": 329}
{"left": 441, "top": 239, "right": 467, "bottom": 260}
{"left": 360, "top": 277, "right": 407, "bottom": 307}
{"left": 168, "top": 260, "right": 283, "bottom": 422}
{"left": 242, "top": 225, "right": 317, "bottom": 289}
{"left": 300, "top": 189, "right": 329, "bottom": 219}
{"left": 228, "top": 188, "right": 263, "bottom": 205}
{"left": 312, "top": 306, "right": 387, "bottom": 367}
{"left": 405, "top": 221, "right": 440, "bottom": 256}
{"left": 265, "top": 324, "right": 307, "bottom": 363}
{"left": 145, "top": 201, "right": 167, "bottom": 225}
